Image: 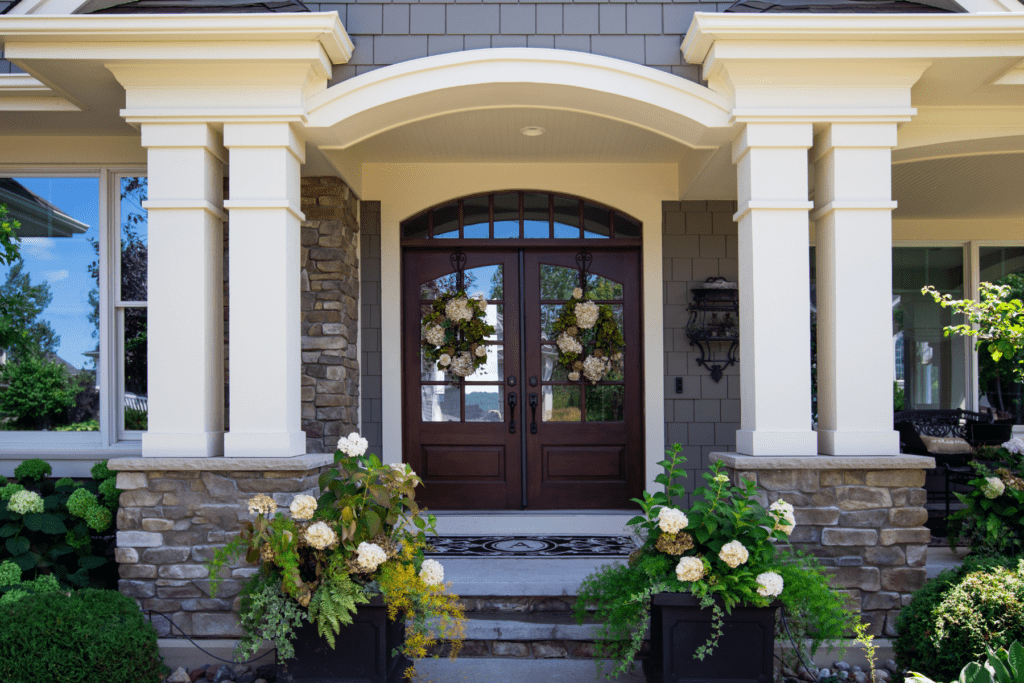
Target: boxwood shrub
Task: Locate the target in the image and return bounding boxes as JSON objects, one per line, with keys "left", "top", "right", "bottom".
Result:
{"left": 894, "top": 555, "right": 1024, "bottom": 683}
{"left": 0, "top": 588, "right": 166, "bottom": 683}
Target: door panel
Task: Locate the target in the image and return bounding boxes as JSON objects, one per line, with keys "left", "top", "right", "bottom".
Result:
{"left": 403, "top": 248, "right": 643, "bottom": 510}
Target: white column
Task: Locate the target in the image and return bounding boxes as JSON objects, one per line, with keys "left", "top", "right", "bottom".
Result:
{"left": 812, "top": 123, "right": 901, "bottom": 455}
{"left": 223, "top": 122, "right": 306, "bottom": 457}
{"left": 733, "top": 122, "right": 818, "bottom": 456}
{"left": 141, "top": 123, "right": 226, "bottom": 457}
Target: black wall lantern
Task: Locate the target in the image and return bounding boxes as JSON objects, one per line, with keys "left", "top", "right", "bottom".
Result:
{"left": 685, "top": 277, "right": 739, "bottom": 383}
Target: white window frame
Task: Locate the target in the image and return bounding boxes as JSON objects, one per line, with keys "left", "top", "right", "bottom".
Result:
{"left": 0, "top": 166, "right": 145, "bottom": 457}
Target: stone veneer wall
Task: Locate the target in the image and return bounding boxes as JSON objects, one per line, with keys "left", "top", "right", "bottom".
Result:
{"left": 662, "top": 200, "right": 740, "bottom": 505}
{"left": 716, "top": 453, "right": 936, "bottom": 637}
{"left": 300, "top": 177, "right": 361, "bottom": 454}
{"left": 113, "top": 456, "right": 334, "bottom": 638}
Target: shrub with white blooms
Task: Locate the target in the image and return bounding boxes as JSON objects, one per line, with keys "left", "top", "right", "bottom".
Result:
{"left": 982, "top": 476, "right": 1006, "bottom": 499}
{"left": 289, "top": 495, "right": 318, "bottom": 521}
{"left": 305, "top": 522, "right": 338, "bottom": 550}
{"left": 675, "top": 556, "right": 705, "bottom": 583}
{"left": 338, "top": 432, "right": 369, "bottom": 457}
{"left": 755, "top": 571, "right": 784, "bottom": 598}
{"left": 7, "top": 489, "right": 43, "bottom": 515}
{"left": 658, "top": 507, "right": 689, "bottom": 534}
{"left": 718, "top": 540, "right": 749, "bottom": 568}
{"left": 419, "top": 559, "right": 445, "bottom": 586}
{"left": 356, "top": 542, "right": 388, "bottom": 572}
{"left": 769, "top": 499, "right": 796, "bottom": 535}
{"left": 1003, "top": 438, "right": 1024, "bottom": 455}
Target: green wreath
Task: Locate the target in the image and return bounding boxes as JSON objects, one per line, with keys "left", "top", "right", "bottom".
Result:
{"left": 550, "top": 287, "right": 624, "bottom": 384}
{"left": 421, "top": 290, "right": 496, "bottom": 379}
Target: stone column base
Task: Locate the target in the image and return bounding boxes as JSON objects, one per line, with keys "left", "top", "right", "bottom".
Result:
{"left": 712, "top": 453, "right": 936, "bottom": 636}
{"left": 109, "top": 454, "right": 334, "bottom": 638}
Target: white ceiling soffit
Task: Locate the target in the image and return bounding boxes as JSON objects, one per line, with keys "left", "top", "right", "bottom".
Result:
{"left": 893, "top": 151, "right": 1024, "bottom": 219}
{"left": 0, "top": 74, "right": 79, "bottom": 111}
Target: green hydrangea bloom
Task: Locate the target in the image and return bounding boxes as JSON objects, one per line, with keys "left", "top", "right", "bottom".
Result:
{"left": 54, "top": 477, "right": 77, "bottom": 490}
{"left": 8, "top": 490, "right": 44, "bottom": 515}
{"left": 0, "top": 560, "right": 22, "bottom": 587}
{"left": 66, "top": 528, "right": 90, "bottom": 549}
{"left": 0, "top": 588, "right": 29, "bottom": 605}
{"left": 97, "top": 477, "right": 120, "bottom": 511}
{"left": 66, "top": 488, "right": 99, "bottom": 518}
{"left": 90, "top": 461, "right": 114, "bottom": 481}
{"left": 31, "top": 574, "right": 60, "bottom": 594}
{"left": 14, "top": 458, "right": 52, "bottom": 484}
{"left": 0, "top": 483, "right": 25, "bottom": 501}
{"left": 84, "top": 505, "right": 111, "bottom": 532}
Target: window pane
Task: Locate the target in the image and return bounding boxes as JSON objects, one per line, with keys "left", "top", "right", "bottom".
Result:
{"left": 403, "top": 212, "right": 429, "bottom": 239}
{"left": 119, "top": 177, "right": 148, "bottom": 303}
{"left": 540, "top": 264, "right": 579, "bottom": 300}
{"left": 421, "top": 264, "right": 502, "bottom": 300}
{"left": 463, "top": 196, "right": 489, "bottom": 239}
{"left": 542, "top": 385, "right": 580, "bottom": 422}
{"left": 466, "top": 386, "right": 503, "bottom": 422}
{"left": 553, "top": 196, "right": 580, "bottom": 238}
{"left": 892, "top": 247, "right": 967, "bottom": 411}
{"left": 583, "top": 203, "right": 611, "bottom": 239}
{"left": 586, "top": 385, "right": 624, "bottom": 422}
{"left": 615, "top": 212, "right": 641, "bottom": 238}
{"left": 524, "top": 193, "right": 549, "bottom": 239}
{"left": 541, "top": 345, "right": 569, "bottom": 381}
{"left": 494, "top": 192, "right": 519, "bottom": 239}
{"left": 123, "top": 307, "right": 148, "bottom": 431}
{"left": 979, "top": 247, "right": 1024, "bottom": 425}
{"left": 464, "top": 343, "right": 503, "bottom": 382}
{"left": 422, "top": 385, "right": 460, "bottom": 422}
{"left": 584, "top": 273, "right": 623, "bottom": 300}
{"left": 0, "top": 177, "right": 100, "bottom": 431}
{"left": 433, "top": 203, "right": 459, "bottom": 239}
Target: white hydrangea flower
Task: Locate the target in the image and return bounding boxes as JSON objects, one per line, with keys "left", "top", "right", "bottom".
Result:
{"left": 7, "top": 490, "right": 43, "bottom": 515}
{"left": 756, "top": 571, "right": 784, "bottom": 598}
{"left": 769, "top": 499, "right": 796, "bottom": 535}
{"left": 568, "top": 371, "right": 580, "bottom": 381}
{"left": 718, "top": 540, "right": 749, "bottom": 569}
{"left": 438, "top": 353, "right": 451, "bottom": 366}
{"left": 474, "top": 345, "right": 487, "bottom": 358}
{"left": 247, "top": 494, "right": 277, "bottom": 516}
{"left": 338, "top": 432, "right": 369, "bottom": 457}
{"left": 582, "top": 355, "right": 607, "bottom": 383}
{"left": 450, "top": 351, "right": 475, "bottom": 377}
{"left": 356, "top": 542, "right": 388, "bottom": 572}
{"left": 1003, "top": 438, "right": 1024, "bottom": 455}
{"left": 424, "top": 324, "right": 446, "bottom": 347}
{"left": 675, "top": 556, "right": 705, "bottom": 583}
{"left": 475, "top": 292, "right": 487, "bottom": 304}
{"left": 557, "top": 332, "right": 583, "bottom": 355}
{"left": 289, "top": 494, "right": 318, "bottom": 521}
{"left": 305, "top": 522, "right": 338, "bottom": 550}
{"left": 445, "top": 297, "right": 473, "bottom": 323}
{"left": 657, "top": 507, "right": 689, "bottom": 534}
{"left": 419, "top": 559, "right": 445, "bottom": 586}
{"left": 982, "top": 476, "right": 1006, "bottom": 499}
{"left": 574, "top": 301, "right": 600, "bottom": 329}
{"left": 572, "top": 287, "right": 583, "bottom": 300}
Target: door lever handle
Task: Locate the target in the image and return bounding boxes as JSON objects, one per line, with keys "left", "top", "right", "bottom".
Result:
{"left": 529, "top": 393, "right": 538, "bottom": 434}
{"left": 508, "top": 392, "right": 517, "bottom": 434}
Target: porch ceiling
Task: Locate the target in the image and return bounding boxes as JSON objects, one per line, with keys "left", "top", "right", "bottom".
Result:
{"left": 892, "top": 149, "right": 1024, "bottom": 219}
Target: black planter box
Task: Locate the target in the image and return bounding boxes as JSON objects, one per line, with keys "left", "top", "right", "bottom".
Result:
{"left": 282, "top": 598, "right": 408, "bottom": 683}
{"left": 644, "top": 593, "right": 776, "bottom": 683}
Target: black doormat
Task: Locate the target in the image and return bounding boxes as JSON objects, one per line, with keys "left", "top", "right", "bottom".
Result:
{"left": 424, "top": 535, "right": 636, "bottom": 558}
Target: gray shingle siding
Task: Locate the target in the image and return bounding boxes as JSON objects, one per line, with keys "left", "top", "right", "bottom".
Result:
{"left": 300, "top": 1, "right": 723, "bottom": 86}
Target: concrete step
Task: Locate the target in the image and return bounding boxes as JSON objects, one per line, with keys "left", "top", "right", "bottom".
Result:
{"left": 415, "top": 657, "right": 644, "bottom": 683}
{"left": 444, "top": 557, "right": 626, "bottom": 596}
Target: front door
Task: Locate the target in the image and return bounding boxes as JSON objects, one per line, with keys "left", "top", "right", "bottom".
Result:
{"left": 402, "top": 246, "right": 643, "bottom": 510}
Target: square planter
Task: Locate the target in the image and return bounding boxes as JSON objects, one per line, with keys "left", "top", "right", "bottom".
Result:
{"left": 644, "top": 593, "right": 776, "bottom": 683}
{"left": 282, "top": 598, "right": 408, "bottom": 683}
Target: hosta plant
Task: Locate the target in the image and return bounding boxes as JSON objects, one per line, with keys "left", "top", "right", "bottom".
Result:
{"left": 209, "top": 433, "right": 465, "bottom": 678}
{"left": 906, "top": 641, "right": 1024, "bottom": 683}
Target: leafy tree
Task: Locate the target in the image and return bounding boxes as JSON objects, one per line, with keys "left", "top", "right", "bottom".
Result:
{"left": 0, "top": 356, "right": 81, "bottom": 430}
{"left": 0, "top": 260, "right": 59, "bottom": 361}
{"left": 0, "top": 204, "right": 20, "bottom": 267}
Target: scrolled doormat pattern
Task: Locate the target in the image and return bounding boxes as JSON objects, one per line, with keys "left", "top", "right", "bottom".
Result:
{"left": 425, "top": 535, "right": 636, "bottom": 558}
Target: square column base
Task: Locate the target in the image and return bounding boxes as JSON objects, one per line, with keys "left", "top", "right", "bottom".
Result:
{"left": 818, "top": 429, "right": 900, "bottom": 456}
{"left": 224, "top": 431, "right": 307, "bottom": 458}
{"left": 736, "top": 429, "right": 818, "bottom": 456}
{"left": 142, "top": 431, "right": 223, "bottom": 458}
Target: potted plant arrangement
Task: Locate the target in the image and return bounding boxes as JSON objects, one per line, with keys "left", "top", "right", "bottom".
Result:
{"left": 575, "top": 445, "right": 851, "bottom": 683}
{"left": 209, "top": 433, "right": 465, "bottom": 683}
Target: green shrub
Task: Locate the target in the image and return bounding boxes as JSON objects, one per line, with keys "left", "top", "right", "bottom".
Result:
{"left": 948, "top": 445, "right": 1024, "bottom": 557}
{"left": 54, "top": 419, "right": 99, "bottom": 432}
{"left": 895, "top": 555, "right": 1024, "bottom": 683}
{"left": 0, "top": 356, "right": 82, "bottom": 429}
{"left": 124, "top": 407, "right": 148, "bottom": 431}
{"left": 0, "top": 458, "right": 120, "bottom": 589}
{"left": 0, "top": 588, "right": 166, "bottom": 683}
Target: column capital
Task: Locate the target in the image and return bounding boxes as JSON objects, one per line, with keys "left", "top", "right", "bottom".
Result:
{"left": 139, "top": 122, "right": 226, "bottom": 161}
{"left": 222, "top": 121, "right": 306, "bottom": 164}
{"left": 731, "top": 121, "right": 813, "bottom": 163}
{"left": 811, "top": 121, "right": 901, "bottom": 162}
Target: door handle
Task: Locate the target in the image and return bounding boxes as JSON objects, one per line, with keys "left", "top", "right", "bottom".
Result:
{"left": 508, "top": 392, "right": 517, "bottom": 434}
{"left": 529, "top": 393, "right": 538, "bottom": 434}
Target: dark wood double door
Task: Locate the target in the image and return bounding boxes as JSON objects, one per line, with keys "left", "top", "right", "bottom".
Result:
{"left": 403, "top": 249, "right": 643, "bottom": 510}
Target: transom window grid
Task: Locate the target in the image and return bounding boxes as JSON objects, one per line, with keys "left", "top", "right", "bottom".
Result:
{"left": 401, "top": 191, "right": 642, "bottom": 243}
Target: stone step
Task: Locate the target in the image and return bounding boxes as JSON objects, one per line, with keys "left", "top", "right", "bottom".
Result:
{"left": 415, "top": 657, "right": 645, "bottom": 683}
{"left": 443, "top": 557, "right": 626, "bottom": 596}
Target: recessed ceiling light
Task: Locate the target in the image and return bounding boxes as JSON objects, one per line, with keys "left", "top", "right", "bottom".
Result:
{"left": 520, "top": 126, "right": 546, "bottom": 137}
